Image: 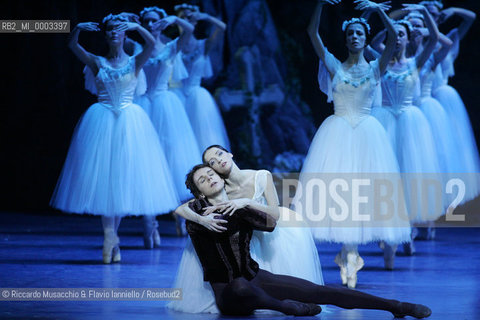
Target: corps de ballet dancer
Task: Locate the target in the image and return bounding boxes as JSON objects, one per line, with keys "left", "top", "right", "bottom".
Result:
{"left": 50, "top": 14, "right": 179, "bottom": 263}
{"left": 371, "top": 4, "right": 445, "bottom": 255}
{"left": 293, "top": 0, "right": 411, "bottom": 289}
{"left": 171, "top": 3, "right": 230, "bottom": 151}
{"left": 133, "top": 6, "right": 203, "bottom": 246}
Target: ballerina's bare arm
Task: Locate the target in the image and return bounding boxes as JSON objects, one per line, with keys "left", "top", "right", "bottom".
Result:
{"left": 307, "top": 0, "right": 341, "bottom": 77}
{"left": 189, "top": 11, "right": 226, "bottom": 56}
{"left": 432, "top": 32, "right": 453, "bottom": 69}
{"left": 402, "top": 4, "right": 439, "bottom": 70}
{"left": 438, "top": 7, "right": 476, "bottom": 41}
{"left": 175, "top": 201, "right": 228, "bottom": 233}
{"left": 360, "top": 10, "right": 381, "bottom": 60}
{"left": 369, "top": 29, "right": 386, "bottom": 54}
{"left": 113, "top": 22, "right": 156, "bottom": 76}
{"left": 203, "top": 171, "right": 280, "bottom": 220}
{"left": 68, "top": 22, "right": 101, "bottom": 74}
{"left": 203, "top": 197, "right": 280, "bottom": 221}
{"left": 152, "top": 15, "right": 194, "bottom": 52}
{"left": 355, "top": 0, "right": 396, "bottom": 74}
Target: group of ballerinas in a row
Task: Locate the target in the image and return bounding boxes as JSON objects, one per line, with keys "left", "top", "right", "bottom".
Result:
{"left": 290, "top": 0, "right": 479, "bottom": 293}
{"left": 169, "top": 0, "right": 479, "bottom": 313}
{"left": 49, "top": 0, "right": 478, "bottom": 315}
{"left": 50, "top": 4, "right": 230, "bottom": 264}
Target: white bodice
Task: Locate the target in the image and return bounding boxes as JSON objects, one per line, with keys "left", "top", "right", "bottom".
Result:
{"left": 318, "top": 50, "right": 381, "bottom": 127}
{"left": 252, "top": 170, "right": 269, "bottom": 205}
{"left": 94, "top": 56, "right": 140, "bottom": 111}
{"left": 381, "top": 58, "right": 420, "bottom": 113}
{"left": 143, "top": 39, "right": 187, "bottom": 95}
{"left": 180, "top": 38, "right": 213, "bottom": 88}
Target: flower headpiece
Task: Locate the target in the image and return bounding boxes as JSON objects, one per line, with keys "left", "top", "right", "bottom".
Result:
{"left": 140, "top": 7, "right": 167, "bottom": 20}
{"left": 406, "top": 11, "right": 424, "bottom": 22}
{"left": 394, "top": 19, "right": 413, "bottom": 33}
{"left": 342, "top": 17, "right": 371, "bottom": 34}
{"left": 102, "top": 13, "right": 128, "bottom": 24}
{"left": 419, "top": 1, "right": 443, "bottom": 9}
{"left": 174, "top": 3, "right": 200, "bottom": 13}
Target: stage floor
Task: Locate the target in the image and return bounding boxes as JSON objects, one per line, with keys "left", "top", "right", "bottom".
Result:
{"left": 0, "top": 212, "right": 479, "bottom": 320}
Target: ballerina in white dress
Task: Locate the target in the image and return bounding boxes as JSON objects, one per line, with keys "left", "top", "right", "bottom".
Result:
{"left": 50, "top": 14, "right": 179, "bottom": 263}
{"left": 372, "top": 5, "right": 445, "bottom": 255}
{"left": 133, "top": 7, "right": 203, "bottom": 247}
{"left": 422, "top": 1, "right": 480, "bottom": 203}
{"left": 167, "top": 145, "right": 324, "bottom": 313}
{"left": 171, "top": 4, "right": 230, "bottom": 151}
{"left": 293, "top": 0, "right": 412, "bottom": 288}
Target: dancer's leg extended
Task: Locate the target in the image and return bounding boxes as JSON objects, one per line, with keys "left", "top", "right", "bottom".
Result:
{"left": 251, "top": 269, "right": 431, "bottom": 318}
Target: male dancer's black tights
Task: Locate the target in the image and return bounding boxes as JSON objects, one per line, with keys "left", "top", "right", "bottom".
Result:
{"left": 211, "top": 269, "right": 404, "bottom": 316}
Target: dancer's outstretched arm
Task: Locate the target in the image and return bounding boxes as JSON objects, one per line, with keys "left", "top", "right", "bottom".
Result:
{"left": 439, "top": 6, "right": 476, "bottom": 40}
{"left": 432, "top": 32, "right": 453, "bottom": 69}
{"left": 355, "top": 0, "right": 396, "bottom": 74}
{"left": 370, "top": 29, "right": 386, "bottom": 53}
{"left": 68, "top": 22, "right": 100, "bottom": 74}
{"left": 188, "top": 11, "right": 226, "bottom": 55}
{"left": 112, "top": 22, "right": 155, "bottom": 75}
{"left": 152, "top": 15, "right": 194, "bottom": 51}
{"left": 403, "top": 4, "right": 439, "bottom": 70}
{"left": 307, "top": 0, "right": 341, "bottom": 77}
{"left": 360, "top": 9, "right": 381, "bottom": 60}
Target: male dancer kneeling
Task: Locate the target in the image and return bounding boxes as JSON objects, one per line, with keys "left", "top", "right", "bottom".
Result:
{"left": 184, "top": 164, "right": 431, "bottom": 318}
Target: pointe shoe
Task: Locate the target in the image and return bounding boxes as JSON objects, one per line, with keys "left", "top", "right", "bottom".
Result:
{"left": 144, "top": 219, "right": 161, "bottom": 249}
{"left": 334, "top": 253, "right": 347, "bottom": 285}
{"left": 383, "top": 244, "right": 397, "bottom": 270}
{"left": 393, "top": 302, "right": 432, "bottom": 318}
{"left": 112, "top": 242, "right": 121, "bottom": 263}
{"left": 103, "top": 234, "right": 120, "bottom": 264}
{"left": 346, "top": 253, "right": 364, "bottom": 289}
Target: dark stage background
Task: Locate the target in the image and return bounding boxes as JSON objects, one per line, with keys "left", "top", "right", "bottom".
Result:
{"left": 1, "top": 0, "right": 478, "bottom": 213}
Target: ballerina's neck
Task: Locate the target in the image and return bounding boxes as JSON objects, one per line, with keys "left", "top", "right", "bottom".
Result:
{"left": 224, "top": 164, "right": 246, "bottom": 187}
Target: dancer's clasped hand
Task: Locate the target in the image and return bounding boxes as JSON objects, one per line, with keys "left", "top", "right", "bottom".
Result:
{"left": 203, "top": 198, "right": 252, "bottom": 216}
{"left": 199, "top": 213, "right": 228, "bottom": 233}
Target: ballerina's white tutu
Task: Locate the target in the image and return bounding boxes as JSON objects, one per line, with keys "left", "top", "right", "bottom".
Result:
{"left": 135, "top": 39, "right": 202, "bottom": 202}
{"left": 431, "top": 29, "right": 480, "bottom": 202}
{"left": 175, "top": 38, "right": 230, "bottom": 151}
{"left": 167, "top": 170, "right": 324, "bottom": 313}
{"left": 50, "top": 55, "right": 179, "bottom": 216}
{"left": 294, "top": 50, "right": 411, "bottom": 243}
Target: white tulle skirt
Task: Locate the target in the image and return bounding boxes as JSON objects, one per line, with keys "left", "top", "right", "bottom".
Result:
{"left": 183, "top": 85, "right": 230, "bottom": 151}
{"left": 372, "top": 106, "right": 445, "bottom": 222}
{"left": 167, "top": 208, "right": 324, "bottom": 314}
{"left": 419, "top": 96, "right": 464, "bottom": 208}
{"left": 433, "top": 85, "right": 480, "bottom": 203}
{"left": 137, "top": 91, "right": 202, "bottom": 201}
{"left": 295, "top": 115, "right": 411, "bottom": 243}
{"left": 50, "top": 103, "right": 179, "bottom": 216}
